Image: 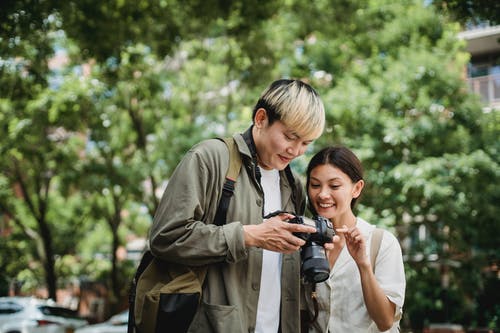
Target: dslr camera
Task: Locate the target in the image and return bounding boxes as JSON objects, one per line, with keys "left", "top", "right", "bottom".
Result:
{"left": 289, "top": 215, "right": 335, "bottom": 283}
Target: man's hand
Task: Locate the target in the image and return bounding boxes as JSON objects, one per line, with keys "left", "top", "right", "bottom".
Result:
{"left": 243, "top": 213, "right": 317, "bottom": 254}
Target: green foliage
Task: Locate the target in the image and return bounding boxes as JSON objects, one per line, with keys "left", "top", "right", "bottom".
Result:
{"left": 0, "top": 228, "right": 31, "bottom": 295}
{"left": 287, "top": 0, "right": 499, "bottom": 328}
{"left": 1, "top": 0, "right": 498, "bottom": 328}
{"left": 432, "top": 0, "right": 500, "bottom": 26}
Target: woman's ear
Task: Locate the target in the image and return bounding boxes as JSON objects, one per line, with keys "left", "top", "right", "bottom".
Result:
{"left": 352, "top": 179, "right": 365, "bottom": 199}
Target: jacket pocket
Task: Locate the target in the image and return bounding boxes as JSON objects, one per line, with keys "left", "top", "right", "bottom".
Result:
{"left": 190, "top": 301, "right": 242, "bottom": 333}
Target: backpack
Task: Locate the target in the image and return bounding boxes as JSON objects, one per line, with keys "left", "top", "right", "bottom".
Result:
{"left": 370, "top": 227, "right": 384, "bottom": 270}
{"left": 127, "top": 137, "right": 242, "bottom": 333}
{"left": 370, "top": 227, "right": 402, "bottom": 323}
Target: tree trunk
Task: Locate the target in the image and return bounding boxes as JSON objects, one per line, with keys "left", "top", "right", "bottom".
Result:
{"left": 39, "top": 217, "right": 57, "bottom": 301}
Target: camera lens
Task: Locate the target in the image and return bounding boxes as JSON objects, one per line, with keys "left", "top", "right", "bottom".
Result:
{"left": 301, "top": 243, "right": 330, "bottom": 283}
{"left": 285, "top": 213, "right": 333, "bottom": 283}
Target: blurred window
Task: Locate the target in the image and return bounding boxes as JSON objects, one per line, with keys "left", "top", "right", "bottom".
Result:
{"left": 0, "top": 301, "right": 23, "bottom": 314}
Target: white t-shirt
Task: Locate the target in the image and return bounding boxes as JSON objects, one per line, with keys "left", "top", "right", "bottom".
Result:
{"left": 306, "top": 217, "right": 406, "bottom": 333}
{"left": 255, "top": 167, "right": 282, "bottom": 333}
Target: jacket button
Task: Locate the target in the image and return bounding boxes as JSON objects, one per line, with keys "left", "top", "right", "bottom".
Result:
{"left": 252, "top": 282, "right": 258, "bottom": 290}
{"left": 256, "top": 199, "right": 262, "bottom": 206}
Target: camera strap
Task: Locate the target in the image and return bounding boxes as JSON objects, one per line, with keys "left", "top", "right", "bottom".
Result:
{"left": 263, "top": 210, "right": 292, "bottom": 219}
{"left": 311, "top": 283, "right": 319, "bottom": 322}
{"left": 301, "top": 282, "right": 320, "bottom": 331}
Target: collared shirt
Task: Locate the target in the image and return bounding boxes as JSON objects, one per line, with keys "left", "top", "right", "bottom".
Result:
{"left": 303, "top": 217, "right": 406, "bottom": 333}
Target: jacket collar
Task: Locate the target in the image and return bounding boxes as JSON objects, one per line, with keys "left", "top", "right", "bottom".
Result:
{"left": 241, "top": 126, "right": 257, "bottom": 158}
{"left": 239, "top": 126, "right": 261, "bottom": 183}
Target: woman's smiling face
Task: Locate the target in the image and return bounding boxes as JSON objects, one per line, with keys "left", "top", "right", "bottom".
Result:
{"left": 308, "top": 164, "right": 363, "bottom": 221}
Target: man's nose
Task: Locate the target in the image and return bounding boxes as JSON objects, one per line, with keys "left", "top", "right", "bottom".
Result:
{"left": 286, "top": 143, "right": 306, "bottom": 157}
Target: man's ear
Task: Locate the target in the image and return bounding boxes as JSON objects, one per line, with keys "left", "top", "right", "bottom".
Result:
{"left": 352, "top": 179, "right": 364, "bottom": 198}
{"left": 254, "top": 108, "right": 268, "bottom": 128}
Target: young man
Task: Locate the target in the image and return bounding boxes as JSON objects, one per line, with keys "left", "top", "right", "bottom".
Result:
{"left": 149, "top": 79, "right": 326, "bottom": 332}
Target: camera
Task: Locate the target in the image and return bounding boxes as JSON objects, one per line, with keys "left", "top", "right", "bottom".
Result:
{"left": 288, "top": 215, "right": 335, "bottom": 283}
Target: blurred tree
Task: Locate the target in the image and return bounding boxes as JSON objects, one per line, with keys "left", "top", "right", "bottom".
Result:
{"left": 0, "top": 0, "right": 283, "bottom": 306}
{"left": 281, "top": 0, "right": 499, "bottom": 329}
{"left": 0, "top": 29, "right": 99, "bottom": 300}
{"left": 0, "top": 0, "right": 105, "bottom": 301}
{"left": 431, "top": 0, "right": 500, "bottom": 26}
{"left": 1, "top": 0, "right": 498, "bottom": 329}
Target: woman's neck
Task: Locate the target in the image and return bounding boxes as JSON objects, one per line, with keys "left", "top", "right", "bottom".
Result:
{"left": 331, "top": 212, "right": 357, "bottom": 229}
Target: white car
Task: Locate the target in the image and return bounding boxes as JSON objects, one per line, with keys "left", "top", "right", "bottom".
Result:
{"left": 0, "top": 297, "right": 88, "bottom": 333}
{"left": 74, "top": 311, "right": 128, "bottom": 333}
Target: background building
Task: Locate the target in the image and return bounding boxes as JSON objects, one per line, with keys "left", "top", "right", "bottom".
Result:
{"left": 459, "top": 25, "right": 500, "bottom": 110}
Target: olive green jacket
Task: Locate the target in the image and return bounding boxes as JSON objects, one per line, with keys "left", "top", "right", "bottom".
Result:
{"left": 149, "top": 128, "right": 306, "bottom": 333}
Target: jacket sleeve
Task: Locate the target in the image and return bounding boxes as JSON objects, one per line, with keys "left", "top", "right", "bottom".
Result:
{"left": 148, "top": 139, "right": 248, "bottom": 266}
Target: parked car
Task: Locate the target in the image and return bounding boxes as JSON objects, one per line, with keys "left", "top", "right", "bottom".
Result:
{"left": 75, "top": 310, "right": 128, "bottom": 333}
{"left": 0, "top": 296, "right": 88, "bottom": 333}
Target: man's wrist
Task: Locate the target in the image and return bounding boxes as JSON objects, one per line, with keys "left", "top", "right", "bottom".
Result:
{"left": 243, "top": 225, "right": 259, "bottom": 248}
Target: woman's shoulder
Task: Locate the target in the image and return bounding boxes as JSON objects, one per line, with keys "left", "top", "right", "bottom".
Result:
{"left": 355, "top": 217, "right": 375, "bottom": 234}
{"left": 357, "top": 218, "right": 400, "bottom": 247}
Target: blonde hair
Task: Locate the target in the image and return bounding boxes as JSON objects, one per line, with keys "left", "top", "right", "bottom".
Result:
{"left": 253, "top": 79, "right": 325, "bottom": 139}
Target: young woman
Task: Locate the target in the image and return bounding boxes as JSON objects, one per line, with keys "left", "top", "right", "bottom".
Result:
{"left": 302, "top": 146, "right": 406, "bottom": 333}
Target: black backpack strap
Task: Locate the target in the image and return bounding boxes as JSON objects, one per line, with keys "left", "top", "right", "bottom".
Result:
{"left": 213, "top": 137, "right": 242, "bottom": 226}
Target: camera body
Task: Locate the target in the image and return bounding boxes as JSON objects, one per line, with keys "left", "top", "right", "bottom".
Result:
{"left": 288, "top": 215, "right": 335, "bottom": 283}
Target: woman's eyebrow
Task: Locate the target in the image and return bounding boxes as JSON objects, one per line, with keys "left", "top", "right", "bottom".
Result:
{"left": 310, "top": 176, "right": 342, "bottom": 182}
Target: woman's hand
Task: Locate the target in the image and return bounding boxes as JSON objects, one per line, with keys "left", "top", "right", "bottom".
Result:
{"left": 336, "top": 225, "right": 396, "bottom": 330}
{"left": 323, "top": 232, "right": 342, "bottom": 251}
{"left": 337, "top": 225, "right": 370, "bottom": 268}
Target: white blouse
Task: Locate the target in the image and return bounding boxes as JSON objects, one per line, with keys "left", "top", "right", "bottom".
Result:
{"left": 304, "top": 217, "right": 406, "bottom": 333}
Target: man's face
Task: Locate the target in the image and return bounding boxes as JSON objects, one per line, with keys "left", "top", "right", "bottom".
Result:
{"left": 253, "top": 108, "right": 315, "bottom": 170}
